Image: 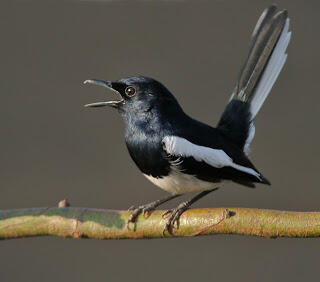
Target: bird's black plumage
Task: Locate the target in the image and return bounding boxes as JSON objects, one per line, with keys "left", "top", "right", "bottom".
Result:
{"left": 90, "top": 76, "right": 267, "bottom": 187}
{"left": 84, "top": 5, "right": 291, "bottom": 233}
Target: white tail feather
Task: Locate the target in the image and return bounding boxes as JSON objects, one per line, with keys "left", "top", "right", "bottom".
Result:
{"left": 250, "top": 18, "right": 291, "bottom": 119}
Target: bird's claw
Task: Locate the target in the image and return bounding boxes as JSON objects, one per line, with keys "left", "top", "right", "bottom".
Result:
{"left": 162, "top": 209, "right": 174, "bottom": 219}
{"left": 142, "top": 208, "right": 153, "bottom": 218}
{"left": 127, "top": 204, "right": 156, "bottom": 229}
{"left": 162, "top": 202, "right": 189, "bottom": 235}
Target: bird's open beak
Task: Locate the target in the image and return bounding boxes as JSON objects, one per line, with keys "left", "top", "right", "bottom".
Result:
{"left": 83, "top": 79, "right": 124, "bottom": 108}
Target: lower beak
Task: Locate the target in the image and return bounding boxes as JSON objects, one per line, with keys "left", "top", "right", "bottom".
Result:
{"left": 83, "top": 79, "right": 124, "bottom": 108}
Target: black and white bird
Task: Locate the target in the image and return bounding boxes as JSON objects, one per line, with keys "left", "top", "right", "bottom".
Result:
{"left": 84, "top": 5, "right": 291, "bottom": 233}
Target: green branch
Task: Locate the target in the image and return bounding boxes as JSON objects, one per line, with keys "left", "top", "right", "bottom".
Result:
{"left": 1, "top": 204, "right": 320, "bottom": 239}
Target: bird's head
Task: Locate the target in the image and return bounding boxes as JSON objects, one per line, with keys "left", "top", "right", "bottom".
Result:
{"left": 84, "top": 76, "right": 181, "bottom": 118}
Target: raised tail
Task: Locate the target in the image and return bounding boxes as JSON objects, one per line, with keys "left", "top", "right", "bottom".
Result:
{"left": 218, "top": 5, "right": 291, "bottom": 155}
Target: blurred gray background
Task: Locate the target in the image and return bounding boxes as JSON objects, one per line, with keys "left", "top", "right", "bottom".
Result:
{"left": 1, "top": 0, "right": 319, "bottom": 281}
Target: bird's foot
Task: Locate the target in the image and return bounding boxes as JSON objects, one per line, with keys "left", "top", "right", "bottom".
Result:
{"left": 162, "top": 201, "right": 190, "bottom": 235}
{"left": 127, "top": 202, "right": 158, "bottom": 229}
{"left": 126, "top": 194, "right": 180, "bottom": 230}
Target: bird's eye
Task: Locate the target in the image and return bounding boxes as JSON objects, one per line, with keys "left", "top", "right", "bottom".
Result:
{"left": 125, "top": 86, "right": 136, "bottom": 97}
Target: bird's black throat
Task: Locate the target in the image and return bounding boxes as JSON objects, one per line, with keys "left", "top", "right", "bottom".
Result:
{"left": 123, "top": 105, "right": 173, "bottom": 178}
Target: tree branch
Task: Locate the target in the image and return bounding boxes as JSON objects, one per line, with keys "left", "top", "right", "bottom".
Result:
{"left": 1, "top": 205, "right": 320, "bottom": 239}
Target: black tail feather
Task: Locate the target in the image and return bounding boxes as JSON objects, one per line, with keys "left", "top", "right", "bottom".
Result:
{"left": 218, "top": 5, "right": 290, "bottom": 153}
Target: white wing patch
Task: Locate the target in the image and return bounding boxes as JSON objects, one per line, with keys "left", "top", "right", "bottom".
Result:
{"left": 250, "top": 18, "right": 292, "bottom": 119}
{"left": 163, "top": 136, "right": 261, "bottom": 179}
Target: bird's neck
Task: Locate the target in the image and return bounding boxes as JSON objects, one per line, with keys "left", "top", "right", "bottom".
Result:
{"left": 123, "top": 104, "right": 188, "bottom": 141}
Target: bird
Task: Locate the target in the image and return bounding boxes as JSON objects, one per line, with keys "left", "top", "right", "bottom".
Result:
{"left": 84, "top": 5, "right": 291, "bottom": 234}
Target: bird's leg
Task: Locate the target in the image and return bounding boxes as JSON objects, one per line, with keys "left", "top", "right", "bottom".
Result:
{"left": 163, "top": 188, "right": 219, "bottom": 234}
{"left": 127, "top": 194, "right": 180, "bottom": 227}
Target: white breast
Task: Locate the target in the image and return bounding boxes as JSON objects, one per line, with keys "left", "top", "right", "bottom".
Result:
{"left": 144, "top": 171, "right": 220, "bottom": 195}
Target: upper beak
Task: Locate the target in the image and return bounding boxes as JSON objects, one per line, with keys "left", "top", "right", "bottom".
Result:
{"left": 83, "top": 79, "right": 124, "bottom": 108}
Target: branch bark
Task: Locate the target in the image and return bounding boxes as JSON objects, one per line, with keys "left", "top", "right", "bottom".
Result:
{"left": 1, "top": 206, "right": 320, "bottom": 239}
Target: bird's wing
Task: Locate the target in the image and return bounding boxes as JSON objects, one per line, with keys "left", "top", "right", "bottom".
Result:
{"left": 162, "top": 135, "right": 269, "bottom": 187}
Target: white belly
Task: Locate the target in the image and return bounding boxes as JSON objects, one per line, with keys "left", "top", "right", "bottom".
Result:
{"left": 143, "top": 170, "right": 219, "bottom": 194}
